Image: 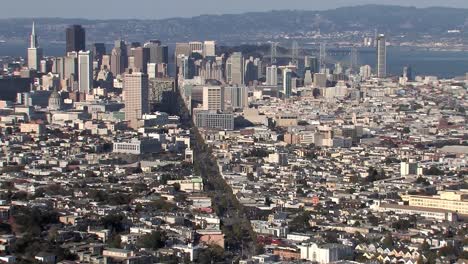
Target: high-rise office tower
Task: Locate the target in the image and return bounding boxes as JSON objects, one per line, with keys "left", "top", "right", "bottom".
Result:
{"left": 304, "top": 56, "right": 319, "bottom": 74}
{"left": 189, "top": 41, "right": 204, "bottom": 55}
{"left": 403, "top": 66, "right": 413, "bottom": 81}
{"left": 334, "top": 63, "right": 343, "bottom": 75}
{"left": 376, "top": 34, "right": 387, "bottom": 78}
{"left": 78, "top": 51, "right": 93, "bottom": 94}
{"left": 27, "top": 22, "right": 43, "bottom": 71}
{"left": 111, "top": 40, "right": 127, "bottom": 76}
{"left": 66, "top": 25, "right": 86, "bottom": 53}
{"left": 91, "top": 43, "right": 106, "bottom": 66}
{"left": 101, "top": 55, "right": 111, "bottom": 70}
{"left": 200, "top": 58, "right": 223, "bottom": 82}
{"left": 132, "top": 47, "right": 150, "bottom": 73}
{"left": 244, "top": 59, "right": 257, "bottom": 86}
{"left": 64, "top": 51, "right": 78, "bottom": 82}
{"left": 225, "top": 86, "right": 248, "bottom": 109}
{"left": 360, "top": 65, "right": 372, "bottom": 80}
{"left": 283, "top": 69, "right": 293, "bottom": 98}
{"left": 202, "top": 86, "right": 224, "bottom": 111}
{"left": 266, "top": 65, "right": 278, "bottom": 86}
{"left": 254, "top": 58, "right": 263, "bottom": 79}
{"left": 144, "top": 41, "right": 169, "bottom": 64}
{"left": 203, "top": 41, "right": 216, "bottom": 57}
{"left": 227, "top": 52, "right": 244, "bottom": 85}
{"left": 52, "top": 57, "right": 65, "bottom": 78}
{"left": 180, "top": 55, "right": 195, "bottom": 79}
{"left": 175, "top": 43, "right": 191, "bottom": 58}
{"left": 124, "top": 72, "right": 149, "bottom": 129}
{"left": 147, "top": 63, "right": 157, "bottom": 79}
{"left": 40, "top": 59, "right": 53, "bottom": 74}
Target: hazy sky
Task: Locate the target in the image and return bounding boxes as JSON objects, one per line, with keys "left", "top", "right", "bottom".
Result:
{"left": 2, "top": 0, "right": 468, "bottom": 19}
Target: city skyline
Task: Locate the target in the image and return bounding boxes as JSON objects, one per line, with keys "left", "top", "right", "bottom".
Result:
{"left": 1, "top": 0, "right": 468, "bottom": 19}
{"left": 0, "top": 2, "right": 466, "bottom": 263}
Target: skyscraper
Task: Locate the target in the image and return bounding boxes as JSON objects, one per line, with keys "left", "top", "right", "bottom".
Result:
{"left": 225, "top": 86, "right": 248, "bottom": 109}
{"left": 179, "top": 55, "right": 195, "bottom": 79}
{"left": 227, "top": 52, "right": 244, "bottom": 85}
{"left": 27, "top": 22, "right": 43, "bottom": 71}
{"left": 376, "top": 34, "right": 387, "bottom": 78}
{"left": 124, "top": 72, "right": 149, "bottom": 129}
{"left": 266, "top": 65, "right": 278, "bottom": 86}
{"left": 64, "top": 51, "right": 78, "bottom": 82}
{"left": 175, "top": 43, "right": 191, "bottom": 58}
{"left": 143, "top": 41, "right": 168, "bottom": 64}
{"left": 189, "top": 42, "right": 203, "bottom": 55}
{"left": 304, "top": 56, "right": 319, "bottom": 74}
{"left": 283, "top": 69, "right": 293, "bottom": 98}
{"left": 202, "top": 86, "right": 224, "bottom": 111}
{"left": 403, "top": 66, "right": 413, "bottom": 81}
{"left": 91, "top": 43, "right": 106, "bottom": 66}
{"left": 66, "top": 25, "right": 86, "bottom": 53}
{"left": 111, "top": 40, "right": 128, "bottom": 76}
{"left": 360, "top": 65, "right": 372, "bottom": 80}
{"left": 132, "top": 47, "right": 150, "bottom": 73}
{"left": 203, "top": 41, "right": 216, "bottom": 57}
{"left": 244, "top": 59, "right": 257, "bottom": 86}
{"left": 78, "top": 51, "right": 93, "bottom": 94}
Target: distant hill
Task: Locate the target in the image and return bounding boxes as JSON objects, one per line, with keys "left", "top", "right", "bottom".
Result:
{"left": 0, "top": 5, "right": 467, "bottom": 44}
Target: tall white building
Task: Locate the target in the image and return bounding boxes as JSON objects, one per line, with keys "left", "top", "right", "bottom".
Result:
{"left": 27, "top": 22, "right": 43, "bottom": 71}
{"left": 266, "top": 65, "right": 278, "bottom": 86}
{"left": 360, "top": 65, "right": 372, "bottom": 80}
{"left": 376, "top": 34, "right": 387, "bottom": 78}
{"left": 225, "top": 86, "right": 248, "bottom": 109}
{"left": 400, "top": 161, "right": 422, "bottom": 176}
{"left": 299, "top": 243, "right": 352, "bottom": 264}
{"left": 124, "top": 72, "right": 149, "bottom": 129}
{"left": 189, "top": 41, "right": 203, "bottom": 55}
{"left": 147, "top": 63, "right": 157, "bottom": 79}
{"left": 227, "top": 52, "right": 244, "bottom": 85}
{"left": 64, "top": 52, "right": 78, "bottom": 82}
{"left": 203, "top": 41, "right": 216, "bottom": 57}
{"left": 202, "top": 86, "right": 224, "bottom": 111}
{"left": 78, "top": 50, "right": 93, "bottom": 94}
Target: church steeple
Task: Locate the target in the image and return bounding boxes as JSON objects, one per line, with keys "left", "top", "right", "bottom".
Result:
{"left": 30, "top": 21, "right": 38, "bottom": 48}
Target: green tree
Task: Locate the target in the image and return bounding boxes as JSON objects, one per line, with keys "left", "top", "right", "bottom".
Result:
{"left": 197, "top": 245, "right": 225, "bottom": 264}
{"left": 136, "top": 231, "right": 166, "bottom": 250}
{"left": 381, "top": 234, "right": 394, "bottom": 249}
{"left": 289, "top": 212, "right": 312, "bottom": 233}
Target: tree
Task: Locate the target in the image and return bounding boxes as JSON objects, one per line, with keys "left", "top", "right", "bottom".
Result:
{"left": 367, "top": 215, "right": 379, "bottom": 226}
{"left": 419, "top": 240, "right": 431, "bottom": 253}
{"left": 381, "top": 234, "right": 394, "bottom": 249}
{"left": 424, "top": 166, "right": 444, "bottom": 176}
{"left": 438, "top": 245, "right": 456, "bottom": 257}
{"left": 136, "top": 231, "right": 166, "bottom": 250}
{"left": 247, "top": 173, "right": 255, "bottom": 182}
{"left": 197, "top": 245, "right": 225, "bottom": 264}
{"left": 108, "top": 235, "right": 122, "bottom": 248}
{"left": 416, "top": 177, "right": 430, "bottom": 186}
{"left": 289, "top": 212, "right": 312, "bottom": 233}
{"left": 101, "top": 214, "right": 125, "bottom": 233}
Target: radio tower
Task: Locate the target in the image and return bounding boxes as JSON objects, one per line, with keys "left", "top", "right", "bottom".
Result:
{"left": 291, "top": 41, "right": 299, "bottom": 66}
{"left": 319, "top": 42, "right": 326, "bottom": 70}
{"left": 350, "top": 46, "right": 358, "bottom": 74}
{"left": 270, "top": 42, "right": 278, "bottom": 65}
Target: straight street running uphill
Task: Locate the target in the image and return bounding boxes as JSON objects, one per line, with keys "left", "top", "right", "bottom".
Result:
{"left": 173, "top": 84, "right": 260, "bottom": 261}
